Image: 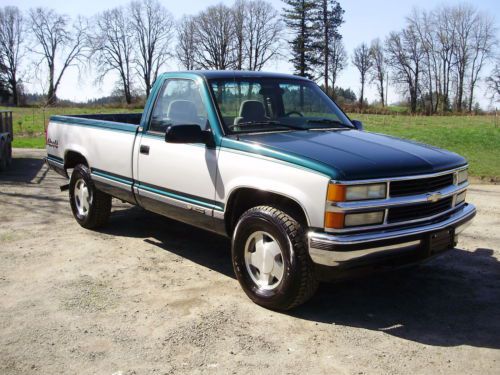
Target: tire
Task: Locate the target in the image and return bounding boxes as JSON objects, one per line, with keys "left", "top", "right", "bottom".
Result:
{"left": 69, "top": 164, "right": 112, "bottom": 229}
{"left": 232, "top": 205, "right": 318, "bottom": 310}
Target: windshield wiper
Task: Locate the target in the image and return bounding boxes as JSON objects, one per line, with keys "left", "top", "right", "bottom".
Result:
{"left": 228, "top": 121, "right": 303, "bottom": 131}
{"left": 306, "top": 119, "right": 350, "bottom": 128}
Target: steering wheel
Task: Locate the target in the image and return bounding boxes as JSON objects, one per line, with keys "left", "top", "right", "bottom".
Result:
{"left": 284, "top": 111, "right": 304, "bottom": 117}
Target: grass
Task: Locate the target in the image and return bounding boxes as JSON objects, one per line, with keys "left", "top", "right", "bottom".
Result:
{"left": 0, "top": 106, "right": 141, "bottom": 149}
{"left": 2, "top": 106, "right": 498, "bottom": 179}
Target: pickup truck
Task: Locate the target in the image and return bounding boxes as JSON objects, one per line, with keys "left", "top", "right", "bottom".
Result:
{"left": 46, "top": 71, "right": 476, "bottom": 310}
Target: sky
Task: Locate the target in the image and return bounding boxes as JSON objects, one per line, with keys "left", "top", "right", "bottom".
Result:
{"left": 2, "top": 0, "right": 499, "bottom": 107}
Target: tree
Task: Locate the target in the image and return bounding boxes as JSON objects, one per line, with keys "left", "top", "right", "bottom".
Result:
{"left": 466, "top": 12, "right": 496, "bottom": 111}
{"left": 486, "top": 61, "right": 500, "bottom": 102}
{"left": 232, "top": 0, "right": 246, "bottom": 70}
{"left": 407, "top": 8, "right": 439, "bottom": 113}
{"left": 328, "top": 35, "right": 347, "bottom": 97}
{"left": 434, "top": 6, "right": 457, "bottom": 112}
{"left": 334, "top": 86, "right": 356, "bottom": 103}
{"left": 92, "top": 7, "right": 135, "bottom": 104}
{"left": 282, "top": 0, "right": 317, "bottom": 78}
{"left": 192, "top": 4, "right": 236, "bottom": 70}
{"left": 369, "top": 38, "right": 386, "bottom": 107}
{"left": 0, "top": 6, "right": 24, "bottom": 105}
{"left": 385, "top": 25, "right": 424, "bottom": 113}
{"left": 244, "top": 0, "right": 283, "bottom": 71}
{"left": 313, "top": 0, "right": 344, "bottom": 92}
{"left": 352, "top": 42, "right": 372, "bottom": 108}
{"left": 29, "top": 8, "right": 88, "bottom": 105}
{"left": 177, "top": 16, "right": 197, "bottom": 70}
{"left": 452, "top": 4, "right": 476, "bottom": 111}
{"left": 130, "top": 0, "right": 174, "bottom": 96}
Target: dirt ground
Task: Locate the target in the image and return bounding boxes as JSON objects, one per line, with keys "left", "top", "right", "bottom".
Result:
{"left": 1, "top": 149, "right": 499, "bottom": 375}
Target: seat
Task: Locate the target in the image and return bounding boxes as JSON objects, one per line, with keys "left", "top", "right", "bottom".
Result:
{"left": 234, "top": 100, "right": 268, "bottom": 125}
{"left": 167, "top": 100, "right": 200, "bottom": 125}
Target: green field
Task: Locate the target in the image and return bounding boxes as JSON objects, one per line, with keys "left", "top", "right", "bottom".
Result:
{"left": 2, "top": 106, "right": 498, "bottom": 180}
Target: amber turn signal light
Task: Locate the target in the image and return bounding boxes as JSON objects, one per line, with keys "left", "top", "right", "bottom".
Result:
{"left": 324, "top": 212, "right": 345, "bottom": 229}
{"left": 327, "top": 184, "right": 346, "bottom": 202}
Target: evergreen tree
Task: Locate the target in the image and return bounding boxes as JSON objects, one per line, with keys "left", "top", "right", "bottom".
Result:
{"left": 313, "top": 0, "right": 344, "bottom": 92}
{"left": 282, "top": 0, "right": 317, "bottom": 78}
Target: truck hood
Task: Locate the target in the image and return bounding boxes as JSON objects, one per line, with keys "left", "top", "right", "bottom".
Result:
{"left": 232, "top": 129, "right": 467, "bottom": 180}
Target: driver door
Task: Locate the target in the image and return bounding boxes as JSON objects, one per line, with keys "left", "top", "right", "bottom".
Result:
{"left": 135, "top": 78, "right": 221, "bottom": 230}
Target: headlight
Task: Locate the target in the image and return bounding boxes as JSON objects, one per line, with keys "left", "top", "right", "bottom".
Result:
{"left": 325, "top": 211, "right": 385, "bottom": 229}
{"left": 456, "top": 190, "right": 466, "bottom": 205}
{"left": 345, "top": 211, "right": 384, "bottom": 227}
{"left": 456, "top": 169, "right": 468, "bottom": 185}
{"left": 327, "top": 183, "right": 386, "bottom": 201}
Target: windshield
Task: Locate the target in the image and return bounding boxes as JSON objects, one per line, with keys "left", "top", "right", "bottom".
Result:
{"left": 208, "top": 77, "right": 353, "bottom": 134}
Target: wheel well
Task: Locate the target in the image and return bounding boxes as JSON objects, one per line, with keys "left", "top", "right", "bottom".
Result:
{"left": 225, "top": 188, "right": 309, "bottom": 236}
{"left": 64, "top": 151, "right": 88, "bottom": 169}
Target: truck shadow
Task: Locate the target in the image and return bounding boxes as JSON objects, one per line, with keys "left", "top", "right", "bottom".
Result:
{"left": 103, "top": 206, "right": 500, "bottom": 350}
{"left": 292, "top": 247, "right": 500, "bottom": 349}
{"left": 104, "top": 205, "right": 234, "bottom": 278}
{"left": 0, "top": 157, "right": 47, "bottom": 184}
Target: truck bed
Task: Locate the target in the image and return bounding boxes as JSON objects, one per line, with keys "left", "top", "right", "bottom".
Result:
{"left": 54, "top": 113, "right": 143, "bottom": 125}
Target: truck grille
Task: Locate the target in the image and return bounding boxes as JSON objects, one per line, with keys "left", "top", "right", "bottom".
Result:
{"left": 387, "top": 197, "right": 453, "bottom": 223}
{"left": 390, "top": 173, "right": 454, "bottom": 197}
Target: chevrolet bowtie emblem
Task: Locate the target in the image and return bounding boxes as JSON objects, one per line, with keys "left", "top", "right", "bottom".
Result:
{"left": 427, "top": 192, "right": 442, "bottom": 203}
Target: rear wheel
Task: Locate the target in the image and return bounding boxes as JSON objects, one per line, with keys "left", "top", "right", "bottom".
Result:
{"left": 232, "top": 205, "right": 318, "bottom": 310}
{"left": 69, "top": 164, "right": 112, "bottom": 229}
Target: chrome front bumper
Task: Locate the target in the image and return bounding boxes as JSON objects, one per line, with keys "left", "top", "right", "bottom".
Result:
{"left": 308, "top": 203, "right": 476, "bottom": 267}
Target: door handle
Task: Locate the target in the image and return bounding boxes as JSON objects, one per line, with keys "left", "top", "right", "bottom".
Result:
{"left": 140, "top": 145, "right": 150, "bottom": 155}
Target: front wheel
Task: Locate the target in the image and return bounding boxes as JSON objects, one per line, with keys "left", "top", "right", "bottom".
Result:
{"left": 69, "top": 164, "right": 112, "bottom": 229}
{"left": 232, "top": 206, "right": 318, "bottom": 310}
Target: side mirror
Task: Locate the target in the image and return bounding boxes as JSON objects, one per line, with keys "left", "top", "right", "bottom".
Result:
{"left": 165, "top": 124, "right": 210, "bottom": 144}
{"left": 351, "top": 120, "right": 364, "bottom": 131}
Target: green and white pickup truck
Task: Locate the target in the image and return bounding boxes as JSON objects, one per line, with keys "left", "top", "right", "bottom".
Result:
{"left": 46, "top": 71, "right": 475, "bottom": 310}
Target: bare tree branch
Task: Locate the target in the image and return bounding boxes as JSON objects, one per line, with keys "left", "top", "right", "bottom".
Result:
{"left": 130, "top": 0, "right": 174, "bottom": 96}
{"left": 29, "top": 7, "right": 89, "bottom": 105}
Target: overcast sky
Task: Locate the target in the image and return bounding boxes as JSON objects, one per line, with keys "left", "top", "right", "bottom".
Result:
{"left": 2, "top": 0, "right": 499, "bottom": 107}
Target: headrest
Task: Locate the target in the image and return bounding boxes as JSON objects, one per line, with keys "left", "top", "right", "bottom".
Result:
{"left": 167, "top": 100, "right": 199, "bottom": 124}
{"left": 239, "top": 100, "right": 266, "bottom": 121}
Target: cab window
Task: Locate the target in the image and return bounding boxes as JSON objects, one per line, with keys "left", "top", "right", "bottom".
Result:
{"left": 150, "top": 79, "right": 208, "bottom": 133}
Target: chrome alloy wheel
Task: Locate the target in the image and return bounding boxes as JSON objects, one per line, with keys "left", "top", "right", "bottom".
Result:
{"left": 74, "top": 178, "right": 91, "bottom": 217}
{"left": 244, "top": 231, "right": 285, "bottom": 290}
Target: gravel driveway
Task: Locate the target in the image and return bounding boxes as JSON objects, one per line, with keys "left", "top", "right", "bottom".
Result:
{"left": 1, "top": 149, "right": 499, "bottom": 375}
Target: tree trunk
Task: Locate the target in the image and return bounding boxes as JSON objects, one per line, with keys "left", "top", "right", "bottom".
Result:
{"left": 457, "top": 69, "right": 465, "bottom": 112}
{"left": 468, "top": 85, "right": 474, "bottom": 112}
{"left": 323, "top": 0, "right": 329, "bottom": 92}
{"left": 300, "top": 15, "right": 306, "bottom": 76}
{"left": 47, "top": 62, "right": 56, "bottom": 105}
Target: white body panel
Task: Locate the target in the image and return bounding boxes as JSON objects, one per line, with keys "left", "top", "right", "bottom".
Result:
{"left": 216, "top": 148, "right": 329, "bottom": 228}
{"left": 47, "top": 121, "right": 136, "bottom": 178}
{"left": 136, "top": 135, "right": 218, "bottom": 207}
{"left": 47, "top": 120, "right": 329, "bottom": 231}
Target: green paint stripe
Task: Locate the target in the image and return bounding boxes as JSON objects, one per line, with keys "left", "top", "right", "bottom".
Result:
{"left": 137, "top": 183, "right": 224, "bottom": 211}
{"left": 90, "top": 168, "right": 224, "bottom": 211}
{"left": 220, "top": 138, "right": 336, "bottom": 178}
{"left": 51, "top": 116, "right": 138, "bottom": 133}
{"left": 47, "top": 154, "right": 64, "bottom": 163}
{"left": 92, "top": 170, "right": 133, "bottom": 185}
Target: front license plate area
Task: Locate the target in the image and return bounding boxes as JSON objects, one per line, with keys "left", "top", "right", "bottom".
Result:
{"left": 429, "top": 228, "right": 454, "bottom": 253}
